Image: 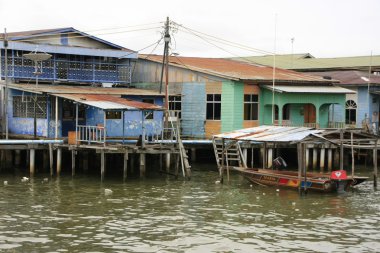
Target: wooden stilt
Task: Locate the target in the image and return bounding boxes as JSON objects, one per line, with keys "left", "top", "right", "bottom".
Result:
{"left": 340, "top": 130, "right": 344, "bottom": 171}
{"left": 312, "top": 148, "right": 318, "bottom": 170}
{"left": 263, "top": 143, "right": 267, "bottom": 169}
{"left": 100, "top": 150, "right": 105, "bottom": 182}
{"left": 57, "top": 148, "right": 62, "bottom": 176}
{"left": 14, "top": 150, "right": 21, "bottom": 167}
{"left": 220, "top": 138, "right": 225, "bottom": 183}
{"left": 123, "top": 151, "right": 128, "bottom": 182}
{"left": 83, "top": 151, "right": 88, "bottom": 173}
{"left": 130, "top": 154, "right": 135, "bottom": 175}
{"left": 165, "top": 153, "right": 171, "bottom": 172}
{"left": 374, "top": 140, "right": 378, "bottom": 188}
{"left": 191, "top": 148, "right": 196, "bottom": 162}
{"left": 175, "top": 153, "right": 180, "bottom": 179}
{"left": 267, "top": 148, "right": 273, "bottom": 169}
{"left": 140, "top": 153, "right": 146, "bottom": 178}
{"left": 303, "top": 144, "right": 307, "bottom": 193}
{"left": 297, "top": 143, "right": 303, "bottom": 194}
{"left": 305, "top": 148, "right": 310, "bottom": 170}
{"left": 49, "top": 144, "right": 53, "bottom": 176}
{"left": 320, "top": 148, "right": 325, "bottom": 173}
{"left": 351, "top": 132, "right": 354, "bottom": 178}
{"left": 43, "top": 150, "right": 49, "bottom": 172}
{"left": 71, "top": 149, "right": 76, "bottom": 177}
{"left": 30, "top": 149, "right": 35, "bottom": 176}
{"left": 327, "top": 148, "right": 333, "bottom": 172}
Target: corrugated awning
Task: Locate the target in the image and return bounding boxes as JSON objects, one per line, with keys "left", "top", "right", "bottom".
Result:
{"left": 263, "top": 85, "right": 356, "bottom": 94}
{"left": 214, "top": 125, "right": 324, "bottom": 142}
{"left": 56, "top": 93, "right": 163, "bottom": 110}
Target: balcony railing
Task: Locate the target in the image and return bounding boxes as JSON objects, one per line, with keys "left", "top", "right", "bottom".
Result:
{"left": 1, "top": 55, "right": 132, "bottom": 84}
{"left": 76, "top": 125, "right": 106, "bottom": 144}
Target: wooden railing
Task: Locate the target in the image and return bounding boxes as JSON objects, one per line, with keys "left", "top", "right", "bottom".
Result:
{"left": 76, "top": 125, "right": 106, "bottom": 144}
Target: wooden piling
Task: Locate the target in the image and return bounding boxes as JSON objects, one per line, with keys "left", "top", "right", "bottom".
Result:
{"left": 297, "top": 143, "right": 303, "bottom": 194}
{"left": 49, "top": 144, "right": 53, "bottom": 176}
{"left": 327, "top": 149, "right": 333, "bottom": 172}
{"left": 100, "top": 150, "right": 105, "bottom": 182}
{"left": 83, "top": 151, "right": 89, "bottom": 173}
{"left": 30, "top": 149, "right": 35, "bottom": 176}
{"left": 175, "top": 153, "right": 180, "bottom": 179}
{"left": 267, "top": 148, "right": 273, "bottom": 169}
{"left": 165, "top": 153, "right": 171, "bottom": 172}
{"left": 312, "top": 148, "right": 318, "bottom": 170}
{"left": 123, "top": 151, "right": 128, "bottom": 182}
{"left": 57, "top": 148, "right": 62, "bottom": 176}
{"left": 263, "top": 143, "right": 267, "bottom": 169}
{"left": 191, "top": 148, "right": 196, "bottom": 162}
{"left": 340, "top": 130, "right": 344, "bottom": 171}
{"left": 140, "top": 153, "right": 146, "bottom": 178}
{"left": 374, "top": 140, "right": 378, "bottom": 188}
{"left": 14, "top": 150, "right": 21, "bottom": 167}
{"left": 305, "top": 147, "right": 309, "bottom": 170}
{"left": 43, "top": 150, "right": 49, "bottom": 172}
{"left": 71, "top": 149, "right": 76, "bottom": 177}
{"left": 320, "top": 148, "right": 325, "bottom": 173}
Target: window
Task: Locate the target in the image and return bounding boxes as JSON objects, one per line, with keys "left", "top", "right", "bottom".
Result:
{"left": 142, "top": 98, "right": 154, "bottom": 120}
{"left": 244, "top": 94, "right": 259, "bottom": 120}
{"left": 13, "top": 95, "right": 47, "bottom": 118}
{"left": 206, "top": 94, "right": 221, "bottom": 120}
{"left": 169, "top": 95, "right": 181, "bottom": 118}
{"left": 283, "top": 104, "right": 290, "bottom": 120}
{"left": 106, "top": 111, "right": 122, "bottom": 119}
{"left": 62, "top": 100, "right": 85, "bottom": 120}
{"left": 345, "top": 100, "right": 357, "bottom": 124}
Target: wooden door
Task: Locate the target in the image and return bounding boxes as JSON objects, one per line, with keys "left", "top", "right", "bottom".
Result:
{"left": 304, "top": 104, "right": 316, "bottom": 123}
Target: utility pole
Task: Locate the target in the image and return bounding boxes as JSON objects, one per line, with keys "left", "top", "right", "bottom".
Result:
{"left": 159, "top": 17, "right": 171, "bottom": 128}
{"left": 4, "top": 28, "right": 8, "bottom": 139}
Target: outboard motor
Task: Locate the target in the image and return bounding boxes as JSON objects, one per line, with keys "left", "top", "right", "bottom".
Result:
{"left": 330, "top": 170, "right": 348, "bottom": 193}
{"left": 272, "top": 157, "right": 287, "bottom": 170}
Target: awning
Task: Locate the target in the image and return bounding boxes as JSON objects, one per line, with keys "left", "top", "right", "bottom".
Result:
{"left": 213, "top": 125, "right": 324, "bottom": 142}
{"left": 56, "top": 94, "right": 164, "bottom": 111}
{"left": 263, "top": 85, "right": 356, "bottom": 94}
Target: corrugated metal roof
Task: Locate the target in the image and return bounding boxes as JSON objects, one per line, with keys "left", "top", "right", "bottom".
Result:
{"left": 214, "top": 125, "right": 324, "bottom": 142}
{"left": 8, "top": 83, "right": 163, "bottom": 96}
{"left": 305, "top": 71, "right": 380, "bottom": 85}
{"left": 56, "top": 93, "right": 163, "bottom": 110}
{"left": 142, "top": 55, "right": 332, "bottom": 83}
{"left": 263, "top": 85, "right": 356, "bottom": 94}
{"left": 231, "top": 54, "right": 380, "bottom": 71}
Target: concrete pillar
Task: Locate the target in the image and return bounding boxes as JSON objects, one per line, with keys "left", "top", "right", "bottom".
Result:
{"left": 328, "top": 148, "right": 333, "bottom": 172}
{"left": 320, "top": 148, "right": 325, "bottom": 173}
{"left": 165, "top": 153, "right": 171, "bottom": 172}
{"left": 305, "top": 148, "right": 310, "bottom": 170}
{"left": 243, "top": 148, "right": 248, "bottom": 167}
{"left": 100, "top": 150, "right": 105, "bottom": 182}
{"left": 57, "top": 148, "right": 62, "bottom": 176}
{"left": 312, "top": 148, "right": 318, "bottom": 170}
{"left": 267, "top": 148, "right": 273, "bottom": 169}
{"left": 71, "top": 150, "right": 76, "bottom": 177}
{"left": 123, "top": 151, "right": 128, "bottom": 182}
{"left": 30, "top": 149, "right": 35, "bottom": 176}
{"left": 140, "top": 153, "right": 146, "bottom": 178}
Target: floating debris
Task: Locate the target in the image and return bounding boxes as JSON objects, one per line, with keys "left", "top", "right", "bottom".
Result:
{"left": 21, "top": 177, "right": 29, "bottom": 183}
{"left": 3, "top": 181, "right": 8, "bottom": 186}
{"left": 104, "top": 189, "right": 113, "bottom": 196}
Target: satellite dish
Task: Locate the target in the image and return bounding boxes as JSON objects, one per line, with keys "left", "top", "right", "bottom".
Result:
{"left": 24, "top": 52, "right": 52, "bottom": 62}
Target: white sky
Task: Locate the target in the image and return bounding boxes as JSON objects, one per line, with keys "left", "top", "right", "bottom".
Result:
{"left": 0, "top": 0, "right": 379, "bottom": 58}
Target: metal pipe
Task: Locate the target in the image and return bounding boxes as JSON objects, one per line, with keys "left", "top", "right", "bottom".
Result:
{"left": 0, "top": 140, "right": 63, "bottom": 144}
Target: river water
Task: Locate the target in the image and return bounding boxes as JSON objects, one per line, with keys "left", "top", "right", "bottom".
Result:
{"left": 0, "top": 163, "right": 379, "bottom": 253}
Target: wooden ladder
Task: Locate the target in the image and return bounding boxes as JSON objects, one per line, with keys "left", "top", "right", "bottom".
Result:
{"left": 212, "top": 138, "right": 247, "bottom": 172}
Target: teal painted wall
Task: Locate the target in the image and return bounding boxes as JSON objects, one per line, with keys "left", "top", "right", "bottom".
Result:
{"left": 260, "top": 88, "right": 346, "bottom": 128}
{"left": 221, "top": 81, "right": 244, "bottom": 132}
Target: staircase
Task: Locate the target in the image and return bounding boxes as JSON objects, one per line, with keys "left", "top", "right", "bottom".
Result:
{"left": 212, "top": 137, "right": 247, "bottom": 181}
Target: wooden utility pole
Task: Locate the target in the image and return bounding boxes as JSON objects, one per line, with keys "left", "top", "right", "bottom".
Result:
{"left": 159, "top": 17, "right": 171, "bottom": 128}
{"left": 3, "top": 28, "right": 8, "bottom": 139}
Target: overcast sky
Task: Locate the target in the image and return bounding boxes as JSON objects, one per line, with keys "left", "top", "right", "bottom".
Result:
{"left": 0, "top": 0, "right": 378, "bottom": 58}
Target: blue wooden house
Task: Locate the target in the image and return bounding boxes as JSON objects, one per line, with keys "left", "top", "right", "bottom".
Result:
{"left": 0, "top": 27, "right": 136, "bottom": 85}
{"left": 0, "top": 28, "right": 165, "bottom": 141}
{"left": 6, "top": 83, "right": 164, "bottom": 142}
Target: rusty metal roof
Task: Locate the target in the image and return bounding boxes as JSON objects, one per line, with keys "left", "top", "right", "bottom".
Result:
{"left": 56, "top": 93, "right": 163, "bottom": 110}
{"left": 8, "top": 83, "right": 163, "bottom": 96}
{"left": 142, "top": 55, "right": 332, "bottom": 83}
{"left": 263, "top": 85, "right": 356, "bottom": 94}
{"left": 214, "top": 125, "right": 324, "bottom": 142}
{"left": 306, "top": 71, "right": 380, "bottom": 86}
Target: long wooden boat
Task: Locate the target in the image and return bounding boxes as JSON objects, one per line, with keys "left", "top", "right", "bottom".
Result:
{"left": 232, "top": 167, "right": 368, "bottom": 193}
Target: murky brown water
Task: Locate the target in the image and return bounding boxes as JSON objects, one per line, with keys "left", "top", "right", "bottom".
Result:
{"left": 0, "top": 163, "right": 379, "bottom": 252}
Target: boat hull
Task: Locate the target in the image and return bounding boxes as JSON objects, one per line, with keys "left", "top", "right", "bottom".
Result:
{"left": 233, "top": 167, "right": 368, "bottom": 193}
